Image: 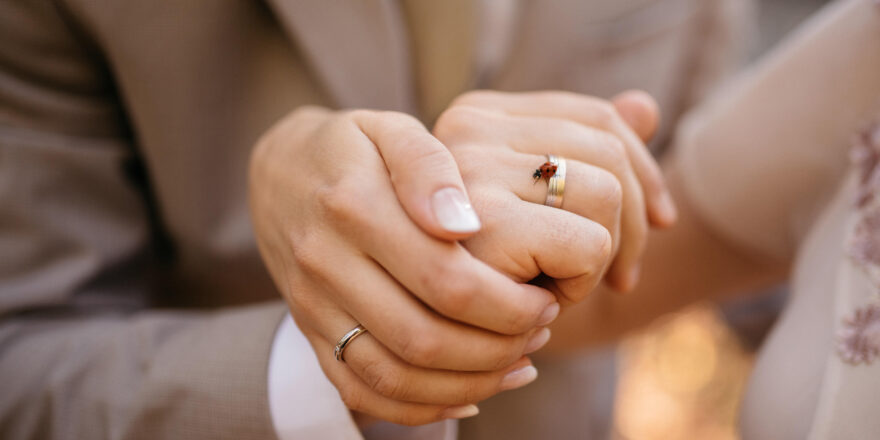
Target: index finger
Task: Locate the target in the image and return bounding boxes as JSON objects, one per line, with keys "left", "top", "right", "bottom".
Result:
{"left": 350, "top": 110, "right": 483, "bottom": 240}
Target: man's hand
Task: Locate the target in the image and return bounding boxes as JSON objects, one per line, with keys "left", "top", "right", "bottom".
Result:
{"left": 249, "top": 107, "right": 559, "bottom": 425}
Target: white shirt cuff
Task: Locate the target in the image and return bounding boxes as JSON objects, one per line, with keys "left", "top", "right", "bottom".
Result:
{"left": 268, "top": 313, "right": 458, "bottom": 440}
{"left": 268, "top": 314, "right": 363, "bottom": 440}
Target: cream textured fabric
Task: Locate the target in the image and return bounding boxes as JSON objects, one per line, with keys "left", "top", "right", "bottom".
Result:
{"left": 673, "top": 1, "right": 880, "bottom": 438}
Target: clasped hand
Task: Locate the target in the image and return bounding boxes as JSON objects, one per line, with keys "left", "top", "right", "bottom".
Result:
{"left": 249, "top": 90, "right": 675, "bottom": 425}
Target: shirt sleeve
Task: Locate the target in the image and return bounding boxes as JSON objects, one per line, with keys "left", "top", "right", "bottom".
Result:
{"left": 268, "top": 314, "right": 363, "bottom": 440}
{"left": 672, "top": 0, "right": 880, "bottom": 261}
{"left": 269, "top": 314, "right": 458, "bottom": 440}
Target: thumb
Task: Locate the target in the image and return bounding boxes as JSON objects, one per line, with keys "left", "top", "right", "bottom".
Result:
{"left": 351, "top": 110, "right": 481, "bottom": 241}
{"left": 612, "top": 89, "right": 660, "bottom": 143}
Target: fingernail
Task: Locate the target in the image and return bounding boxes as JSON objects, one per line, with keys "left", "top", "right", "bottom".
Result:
{"left": 658, "top": 192, "right": 678, "bottom": 223}
{"left": 625, "top": 264, "right": 642, "bottom": 292}
{"left": 500, "top": 365, "right": 538, "bottom": 391}
{"left": 523, "top": 328, "right": 551, "bottom": 354}
{"left": 432, "top": 187, "right": 481, "bottom": 233}
{"left": 442, "top": 404, "right": 480, "bottom": 419}
{"left": 536, "top": 302, "right": 560, "bottom": 326}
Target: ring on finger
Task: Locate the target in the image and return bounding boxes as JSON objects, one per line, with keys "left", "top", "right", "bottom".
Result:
{"left": 544, "top": 155, "right": 566, "bottom": 208}
{"left": 334, "top": 324, "right": 368, "bottom": 362}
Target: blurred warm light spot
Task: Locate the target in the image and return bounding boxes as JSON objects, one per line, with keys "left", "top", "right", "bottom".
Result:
{"left": 613, "top": 304, "right": 753, "bottom": 440}
{"left": 655, "top": 316, "right": 718, "bottom": 394}
{"left": 616, "top": 373, "right": 685, "bottom": 440}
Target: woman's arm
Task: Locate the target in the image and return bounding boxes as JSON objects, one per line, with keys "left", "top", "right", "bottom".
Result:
{"left": 547, "top": 162, "right": 790, "bottom": 351}
{"left": 547, "top": 0, "right": 880, "bottom": 351}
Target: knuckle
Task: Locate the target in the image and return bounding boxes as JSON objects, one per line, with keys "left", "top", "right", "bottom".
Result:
{"left": 288, "top": 228, "right": 326, "bottom": 275}
{"left": 315, "top": 177, "right": 372, "bottom": 227}
{"left": 361, "top": 360, "right": 408, "bottom": 400}
{"left": 423, "top": 260, "right": 478, "bottom": 317}
{"left": 338, "top": 386, "right": 365, "bottom": 412}
{"left": 433, "top": 105, "right": 482, "bottom": 141}
{"left": 396, "top": 326, "right": 442, "bottom": 367}
{"left": 575, "top": 225, "right": 613, "bottom": 279}
{"left": 595, "top": 170, "right": 624, "bottom": 209}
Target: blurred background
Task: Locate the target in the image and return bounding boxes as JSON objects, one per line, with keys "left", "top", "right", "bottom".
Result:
{"left": 611, "top": 1, "right": 828, "bottom": 439}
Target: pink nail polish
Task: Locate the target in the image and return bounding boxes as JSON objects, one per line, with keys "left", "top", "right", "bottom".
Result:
{"left": 442, "top": 404, "right": 480, "bottom": 419}
{"left": 523, "top": 328, "right": 551, "bottom": 354}
{"left": 536, "top": 303, "right": 560, "bottom": 326}
{"left": 499, "top": 365, "right": 538, "bottom": 391}
{"left": 432, "top": 187, "right": 481, "bottom": 233}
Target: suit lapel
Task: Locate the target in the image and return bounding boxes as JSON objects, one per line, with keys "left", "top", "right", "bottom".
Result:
{"left": 266, "top": 0, "right": 416, "bottom": 113}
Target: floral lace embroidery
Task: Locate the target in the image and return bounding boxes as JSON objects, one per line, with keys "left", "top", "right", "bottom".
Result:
{"left": 840, "top": 120, "right": 880, "bottom": 365}
{"left": 838, "top": 303, "right": 880, "bottom": 365}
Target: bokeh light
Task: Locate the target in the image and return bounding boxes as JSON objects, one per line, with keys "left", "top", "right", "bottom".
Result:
{"left": 613, "top": 304, "right": 753, "bottom": 440}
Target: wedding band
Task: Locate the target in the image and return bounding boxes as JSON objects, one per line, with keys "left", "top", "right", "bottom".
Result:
{"left": 544, "top": 155, "right": 566, "bottom": 208}
{"left": 334, "top": 324, "right": 368, "bottom": 362}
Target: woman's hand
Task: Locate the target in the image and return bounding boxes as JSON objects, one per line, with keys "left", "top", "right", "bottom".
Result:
{"left": 249, "top": 107, "right": 559, "bottom": 425}
{"left": 440, "top": 90, "right": 674, "bottom": 294}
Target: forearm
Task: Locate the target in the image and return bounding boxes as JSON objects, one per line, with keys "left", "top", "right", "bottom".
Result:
{"left": 0, "top": 302, "right": 286, "bottom": 440}
{"left": 546, "top": 0, "right": 880, "bottom": 351}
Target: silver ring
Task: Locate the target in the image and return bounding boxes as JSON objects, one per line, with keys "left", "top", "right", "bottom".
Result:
{"left": 544, "top": 155, "right": 566, "bottom": 208}
{"left": 334, "top": 324, "right": 368, "bottom": 362}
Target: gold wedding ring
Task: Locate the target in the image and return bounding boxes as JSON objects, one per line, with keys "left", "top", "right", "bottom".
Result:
{"left": 334, "top": 324, "right": 368, "bottom": 362}
{"left": 544, "top": 155, "right": 566, "bottom": 208}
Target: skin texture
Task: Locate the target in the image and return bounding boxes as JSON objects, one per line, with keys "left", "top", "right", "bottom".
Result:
{"left": 248, "top": 91, "right": 672, "bottom": 425}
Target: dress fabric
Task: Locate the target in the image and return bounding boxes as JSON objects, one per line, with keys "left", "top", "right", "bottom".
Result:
{"left": 673, "top": 1, "right": 880, "bottom": 438}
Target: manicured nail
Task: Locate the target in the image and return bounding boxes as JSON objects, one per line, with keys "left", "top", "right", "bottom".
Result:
{"left": 442, "top": 404, "right": 480, "bottom": 419}
{"left": 536, "top": 302, "right": 560, "bottom": 326}
{"left": 432, "top": 187, "right": 481, "bottom": 233}
{"left": 658, "top": 192, "right": 678, "bottom": 224}
{"left": 625, "top": 264, "right": 642, "bottom": 292}
{"left": 523, "top": 328, "right": 551, "bottom": 354}
{"left": 500, "top": 365, "right": 538, "bottom": 391}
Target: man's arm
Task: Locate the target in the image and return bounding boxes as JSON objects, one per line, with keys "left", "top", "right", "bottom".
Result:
{"left": 0, "top": 304, "right": 288, "bottom": 440}
{"left": 0, "top": 2, "right": 364, "bottom": 438}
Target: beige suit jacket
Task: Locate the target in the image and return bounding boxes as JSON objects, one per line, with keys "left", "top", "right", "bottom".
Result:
{"left": 0, "top": 1, "right": 748, "bottom": 438}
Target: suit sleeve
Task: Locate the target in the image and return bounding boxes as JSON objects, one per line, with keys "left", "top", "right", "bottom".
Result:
{"left": 673, "top": 0, "right": 880, "bottom": 261}
{"left": 0, "top": 1, "right": 285, "bottom": 439}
